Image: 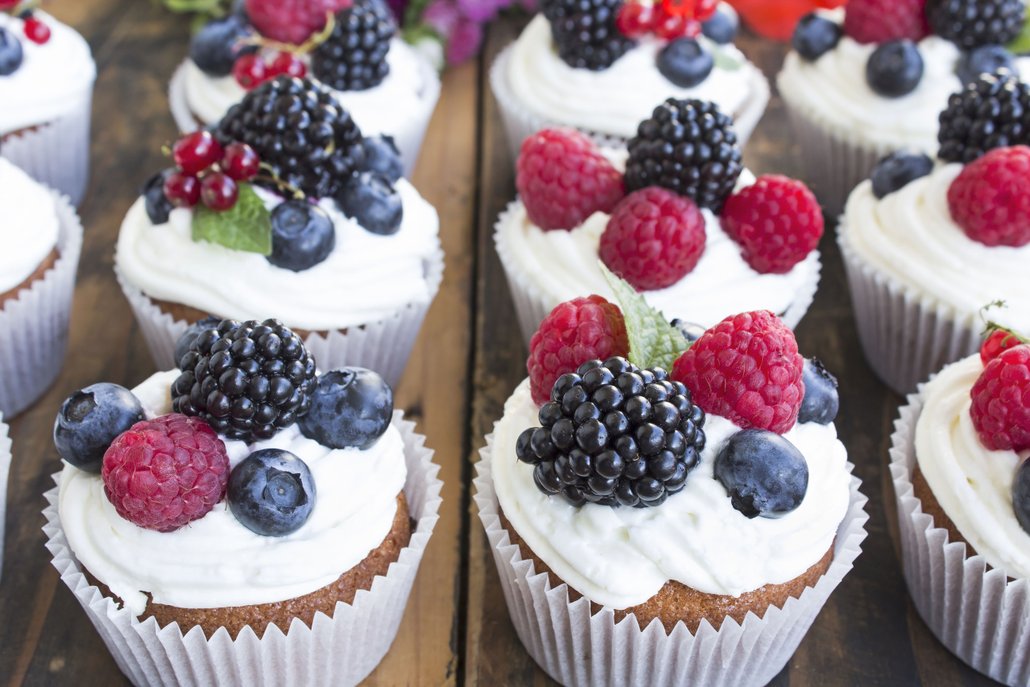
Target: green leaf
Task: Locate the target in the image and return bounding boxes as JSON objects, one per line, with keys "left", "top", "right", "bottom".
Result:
{"left": 600, "top": 263, "right": 689, "bottom": 371}
{"left": 711, "top": 44, "right": 743, "bottom": 71}
{"left": 191, "top": 183, "right": 273, "bottom": 256}
{"left": 1008, "top": 6, "right": 1030, "bottom": 55}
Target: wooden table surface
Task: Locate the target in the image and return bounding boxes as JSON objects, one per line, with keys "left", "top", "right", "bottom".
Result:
{"left": 0, "top": 2, "right": 1007, "bottom": 685}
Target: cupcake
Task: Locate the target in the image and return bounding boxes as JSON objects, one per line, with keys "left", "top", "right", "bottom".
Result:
{"left": 496, "top": 99, "right": 823, "bottom": 343}
{"left": 0, "top": 414, "right": 9, "bottom": 580}
{"left": 890, "top": 333, "right": 1030, "bottom": 686}
{"left": 490, "top": 1, "right": 770, "bottom": 154}
{"left": 117, "top": 76, "right": 443, "bottom": 387}
{"left": 45, "top": 319, "right": 443, "bottom": 685}
{"left": 778, "top": 1, "right": 1030, "bottom": 212}
{"left": 0, "top": 8, "right": 95, "bottom": 205}
{"left": 0, "top": 157, "right": 83, "bottom": 417}
{"left": 168, "top": 0, "right": 440, "bottom": 177}
{"left": 475, "top": 290, "right": 867, "bottom": 686}
{"left": 839, "top": 70, "right": 1030, "bottom": 393}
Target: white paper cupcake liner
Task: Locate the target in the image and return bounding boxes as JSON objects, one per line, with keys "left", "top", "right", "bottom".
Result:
{"left": 474, "top": 434, "right": 868, "bottom": 687}
{"left": 168, "top": 59, "right": 441, "bottom": 178}
{"left": 0, "top": 192, "right": 83, "bottom": 417}
{"left": 889, "top": 392, "right": 1030, "bottom": 686}
{"left": 114, "top": 247, "right": 444, "bottom": 389}
{"left": 1, "top": 89, "right": 94, "bottom": 206}
{"left": 44, "top": 411, "right": 443, "bottom": 687}
{"left": 837, "top": 228, "right": 980, "bottom": 395}
{"left": 0, "top": 416, "right": 10, "bottom": 581}
{"left": 489, "top": 45, "right": 770, "bottom": 159}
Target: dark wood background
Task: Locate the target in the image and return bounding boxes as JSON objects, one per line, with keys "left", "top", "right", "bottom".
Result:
{"left": 0, "top": 2, "right": 1003, "bottom": 685}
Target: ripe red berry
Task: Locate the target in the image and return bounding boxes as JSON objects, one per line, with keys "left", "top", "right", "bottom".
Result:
{"left": 23, "top": 17, "right": 51, "bottom": 44}
{"left": 163, "top": 171, "right": 201, "bottom": 208}
{"left": 268, "top": 51, "right": 307, "bottom": 78}
{"left": 222, "top": 142, "right": 261, "bottom": 181}
{"left": 200, "top": 172, "right": 239, "bottom": 212}
{"left": 948, "top": 146, "right": 1030, "bottom": 248}
{"left": 654, "top": 11, "right": 689, "bottom": 39}
{"left": 616, "top": 2, "right": 656, "bottom": 38}
{"left": 695, "top": 0, "right": 719, "bottom": 22}
{"left": 842, "top": 0, "right": 929, "bottom": 44}
{"left": 0, "top": 0, "right": 20, "bottom": 8}
{"left": 981, "top": 329, "right": 1025, "bottom": 365}
{"left": 970, "top": 344, "right": 1030, "bottom": 452}
{"left": 172, "top": 130, "right": 224, "bottom": 176}
{"left": 233, "top": 53, "right": 268, "bottom": 90}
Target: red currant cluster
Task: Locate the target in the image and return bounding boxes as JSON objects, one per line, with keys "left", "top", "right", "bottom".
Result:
{"left": 0, "top": 2, "right": 51, "bottom": 45}
{"left": 616, "top": 0, "right": 719, "bottom": 40}
{"left": 233, "top": 51, "right": 306, "bottom": 91}
{"left": 163, "top": 131, "right": 261, "bottom": 212}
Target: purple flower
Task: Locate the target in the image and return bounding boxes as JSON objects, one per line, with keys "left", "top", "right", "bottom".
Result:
{"left": 385, "top": 0, "right": 409, "bottom": 19}
{"left": 423, "top": 0, "right": 461, "bottom": 35}
{"left": 446, "top": 17, "right": 484, "bottom": 63}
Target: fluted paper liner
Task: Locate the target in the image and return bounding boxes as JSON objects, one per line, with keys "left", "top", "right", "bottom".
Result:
{"left": 489, "top": 45, "right": 770, "bottom": 158}
{"left": 0, "top": 416, "right": 9, "bottom": 581}
{"left": 168, "top": 59, "right": 442, "bottom": 178}
{"left": 0, "top": 192, "right": 83, "bottom": 417}
{"left": 115, "top": 247, "right": 444, "bottom": 389}
{"left": 44, "top": 412, "right": 442, "bottom": 687}
{"left": 889, "top": 392, "right": 1030, "bottom": 686}
{"left": 474, "top": 433, "right": 868, "bottom": 687}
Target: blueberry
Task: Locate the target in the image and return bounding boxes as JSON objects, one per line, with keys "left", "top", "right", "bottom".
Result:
{"left": 870, "top": 151, "right": 933, "bottom": 199}
{"left": 715, "top": 429, "right": 809, "bottom": 518}
{"left": 189, "top": 15, "right": 255, "bottom": 77}
{"left": 335, "top": 172, "right": 404, "bottom": 235}
{"left": 298, "top": 368, "right": 393, "bottom": 449}
{"left": 798, "top": 358, "right": 839, "bottom": 425}
{"left": 359, "top": 135, "right": 404, "bottom": 183}
{"left": 142, "top": 169, "right": 176, "bottom": 225}
{"left": 228, "top": 449, "right": 315, "bottom": 536}
{"left": 701, "top": 8, "right": 738, "bottom": 45}
{"left": 866, "top": 40, "right": 923, "bottom": 98}
{"left": 1014, "top": 459, "right": 1030, "bottom": 534}
{"left": 957, "top": 45, "right": 1015, "bottom": 85}
{"left": 267, "top": 200, "right": 335, "bottom": 272}
{"left": 174, "top": 315, "right": 222, "bottom": 367}
{"left": 792, "top": 13, "right": 842, "bottom": 62}
{"left": 671, "top": 318, "right": 706, "bottom": 343}
{"left": 53, "top": 384, "right": 145, "bottom": 473}
{"left": 0, "top": 27, "right": 23, "bottom": 76}
{"left": 657, "top": 38, "right": 714, "bottom": 89}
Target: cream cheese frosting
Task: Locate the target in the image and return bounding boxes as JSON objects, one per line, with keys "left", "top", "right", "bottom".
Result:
{"left": 491, "top": 380, "right": 851, "bottom": 608}
{"left": 0, "top": 11, "right": 95, "bottom": 135}
{"left": 115, "top": 181, "right": 440, "bottom": 331}
{"left": 58, "top": 370, "right": 408, "bottom": 615}
{"left": 0, "top": 157, "right": 59, "bottom": 294}
{"left": 915, "top": 355, "right": 1030, "bottom": 579}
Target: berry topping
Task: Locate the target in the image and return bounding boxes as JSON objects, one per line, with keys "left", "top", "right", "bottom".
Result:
{"left": 870, "top": 151, "right": 934, "bottom": 198}
{"left": 199, "top": 172, "right": 239, "bottom": 212}
{"left": 172, "top": 318, "right": 317, "bottom": 441}
{"left": 268, "top": 51, "right": 307, "bottom": 79}
{"left": 625, "top": 98, "right": 743, "bottom": 212}
{"left": 714, "top": 429, "right": 809, "bottom": 519}
{"left": 233, "top": 52, "right": 267, "bottom": 90}
{"left": 359, "top": 135, "right": 404, "bottom": 183}
{"left": 245, "top": 0, "right": 350, "bottom": 45}
{"left": 0, "top": 26, "right": 23, "bottom": 76}
{"left": 22, "top": 16, "right": 49, "bottom": 45}
{"left": 228, "top": 448, "right": 315, "bottom": 536}
{"left": 866, "top": 40, "right": 924, "bottom": 98}
{"left": 163, "top": 171, "right": 201, "bottom": 208}
{"left": 1014, "top": 459, "right": 1030, "bottom": 533}
{"left": 516, "top": 128, "right": 625, "bottom": 232}
{"left": 615, "top": 1, "right": 656, "bottom": 38}
{"left": 542, "top": 0, "right": 636, "bottom": 70}
{"left": 927, "top": 0, "right": 1026, "bottom": 50}
{"left": 221, "top": 142, "right": 261, "bottom": 182}
{"left": 957, "top": 44, "right": 1016, "bottom": 85}
{"left": 298, "top": 368, "right": 393, "bottom": 449}
{"left": 970, "top": 343, "right": 1030, "bottom": 451}
{"left": 268, "top": 199, "right": 336, "bottom": 271}
{"left": 54, "top": 384, "right": 146, "bottom": 473}
{"left": 981, "top": 327, "right": 1025, "bottom": 364}
{"left": 173, "top": 131, "right": 224, "bottom": 176}
{"left": 190, "top": 14, "right": 255, "bottom": 77}
{"left": 528, "top": 295, "right": 630, "bottom": 406}
{"left": 720, "top": 174, "right": 823, "bottom": 275}
{"left": 335, "top": 171, "right": 404, "bottom": 235}
{"left": 701, "top": 6, "right": 739, "bottom": 44}
{"left": 947, "top": 145, "right": 1030, "bottom": 247}
{"left": 142, "top": 169, "right": 175, "bottom": 225}
{"left": 311, "top": 0, "right": 395, "bottom": 91}
{"left": 102, "top": 414, "right": 230, "bottom": 532}
{"left": 516, "top": 357, "right": 707, "bottom": 508}
{"left": 843, "top": 0, "right": 929, "bottom": 44}
{"left": 798, "top": 358, "right": 839, "bottom": 424}
{"left": 792, "top": 13, "right": 842, "bottom": 61}
{"left": 672, "top": 311, "right": 804, "bottom": 434}
{"left": 174, "top": 315, "right": 222, "bottom": 367}
{"left": 599, "top": 186, "right": 706, "bottom": 290}
{"left": 656, "top": 38, "right": 713, "bottom": 88}
{"left": 938, "top": 71, "right": 1030, "bottom": 163}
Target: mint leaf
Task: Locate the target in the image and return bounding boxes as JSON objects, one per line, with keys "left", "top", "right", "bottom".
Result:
{"left": 600, "top": 263, "right": 689, "bottom": 371}
{"left": 711, "top": 45, "right": 743, "bottom": 71}
{"left": 1008, "top": 6, "right": 1030, "bottom": 54}
{"left": 192, "top": 183, "right": 272, "bottom": 256}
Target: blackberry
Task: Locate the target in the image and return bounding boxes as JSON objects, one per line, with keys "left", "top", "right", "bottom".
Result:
{"left": 216, "top": 77, "right": 365, "bottom": 199}
{"left": 625, "top": 98, "right": 743, "bottom": 211}
{"left": 311, "top": 0, "right": 395, "bottom": 92}
{"left": 927, "top": 0, "right": 1026, "bottom": 50}
{"left": 171, "top": 318, "right": 317, "bottom": 442}
{"left": 542, "top": 0, "right": 635, "bottom": 71}
{"left": 515, "top": 357, "right": 706, "bottom": 508}
{"left": 938, "top": 70, "right": 1030, "bottom": 163}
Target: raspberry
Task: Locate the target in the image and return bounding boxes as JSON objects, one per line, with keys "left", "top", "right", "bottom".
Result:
{"left": 981, "top": 328, "right": 1025, "bottom": 364}
{"left": 947, "top": 146, "right": 1030, "bottom": 247}
{"left": 721, "top": 175, "right": 823, "bottom": 274}
{"left": 244, "top": 0, "right": 351, "bottom": 45}
{"left": 842, "top": 0, "right": 929, "bottom": 44}
{"left": 101, "top": 414, "right": 230, "bottom": 532}
{"left": 599, "top": 187, "right": 706, "bottom": 290}
{"left": 970, "top": 344, "right": 1030, "bottom": 451}
{"left": 528, "top": 296, "right": 630, "bottom": 406}
{"left": 516, "top": 129, "right": 625, "bottom": 231}
{"left": 671, "top": 311, "right": 804, "bottom": 434}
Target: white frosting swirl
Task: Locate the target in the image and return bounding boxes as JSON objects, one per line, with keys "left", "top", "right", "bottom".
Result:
{"left": 505, "top": 14, "right": 764, "bottom": 139}
{"left": 0, "top": 157, "right": 58, "bottom": 293}
{"left": 58, "top": 370, "right": 407, "bottom": 615}
{"left": 115, "top": 182, "right": 440, "bottom": 331}
{"left": 915, "top": 355, "right": 1030, "bottom": 579}
{"left": 491, "top": 380, "right": 851, "bottom": 607}
{"left": 0, "top": 11, "right": 95, "bottom": 134}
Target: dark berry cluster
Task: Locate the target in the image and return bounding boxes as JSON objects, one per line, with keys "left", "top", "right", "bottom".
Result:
{"left": 542, "top": 0, "right": 636, "bottom": 71}
{"left": 515, "top": 357, "right": 706, "bottom": 508}
{"left": 938, "top": 71, "right": 1030, "bottom": 163}
{"left": 927, "top": 0, "right": 1026, "bottom": 50}
{"left": 312, "top": 0, "right": 395, "bottom": 91}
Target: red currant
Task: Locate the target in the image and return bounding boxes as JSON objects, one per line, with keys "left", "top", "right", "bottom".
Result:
{"left": 615, "top": 2, "right": 655, "bottom": 38}
{"left": 233, "top": 53, "right": 267, "bottom": 91}
{"left": 0, "top": 0, "right": 20, "bottom": 9}
{"left": 200, "top": 172, "right": 239, "bottom": 212}
{"left": 268, "top": 52, "right": 307, "bottom": 79}
{"left": 172, "top": 131, "right": 223, "bottom": 176}
{"left": 23, "top": 17, "right": 51, "bottom": 45}
{"left": 695, "top": 0, "right": 719, "bottom": 22}
{"left": 163, "top": 172, "right": 200, "bottom": 208}
{"left": 654, "top": 12, "right": 688, "bottom": 39}
{"left": 221, "top": 142, "right": 260, "bottom": 182}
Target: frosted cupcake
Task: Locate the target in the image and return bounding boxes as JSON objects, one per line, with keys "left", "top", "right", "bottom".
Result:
{"left": 117, "top": 76, "right": 443, "bottom": 386}
{"left": 490, "top": 1, "right": 769, "bottom": 154}
{"left": 46, "top": 321, "right": 442, "bottom": 685}
{"left": 168, "top": 0, "right": 440, "bottom": 176}
{"left": 0, "top": 415, "right": 9, "bottom": 580}
{"left": 0, "top": 8, "right": 95, "bottom": 205}
{"left": 496, "top": 100, "right": 822, "bottom": 342}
